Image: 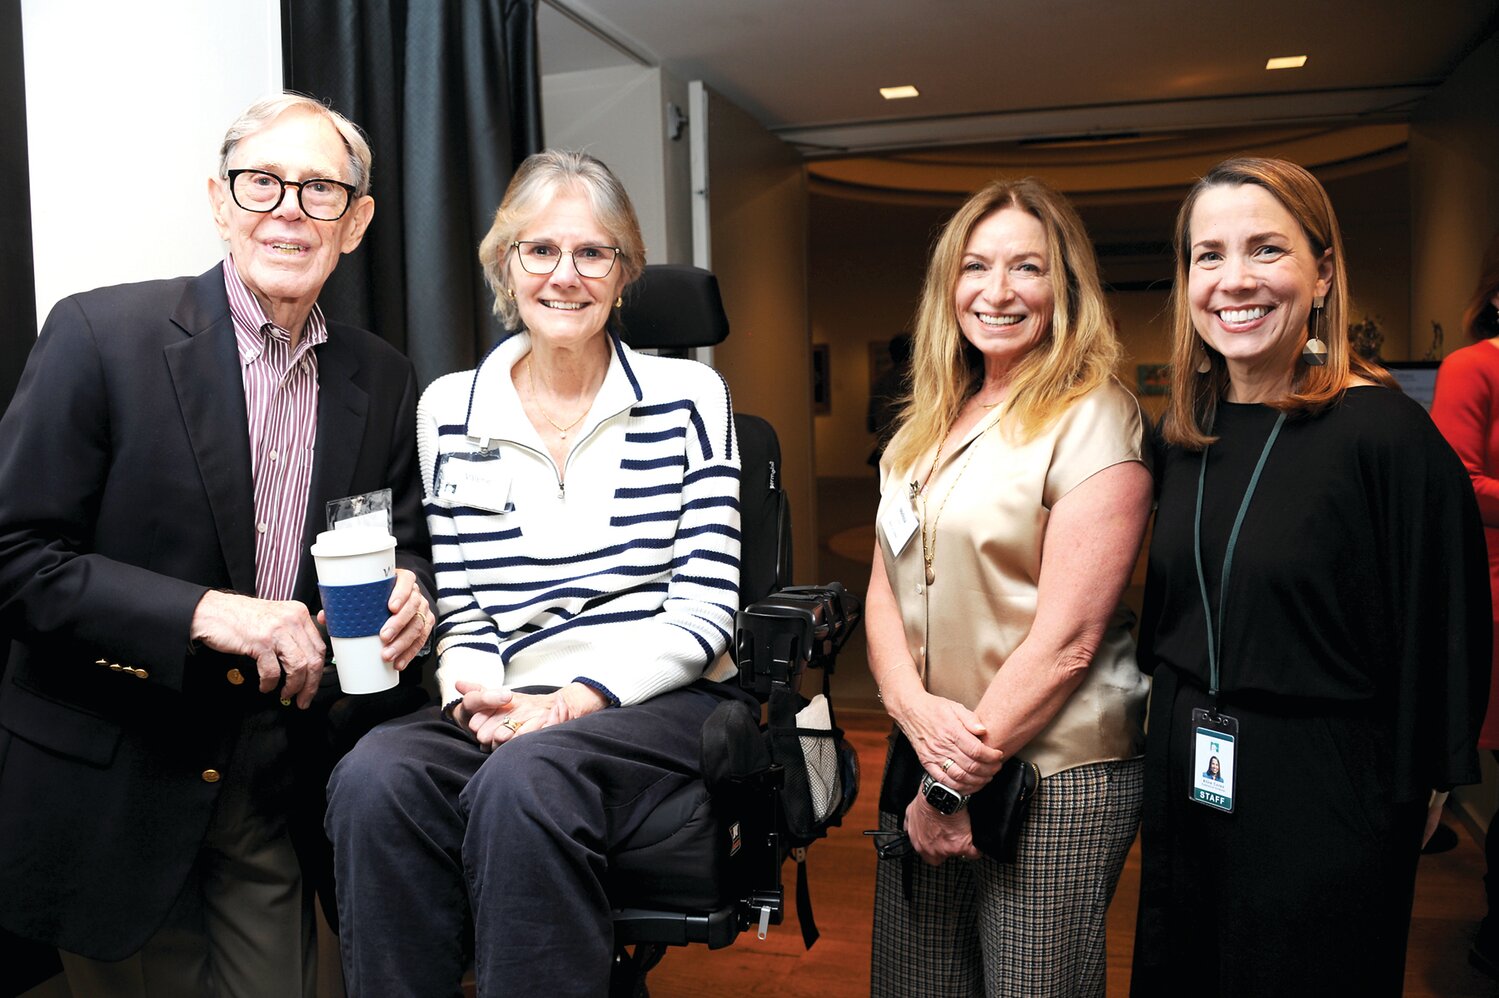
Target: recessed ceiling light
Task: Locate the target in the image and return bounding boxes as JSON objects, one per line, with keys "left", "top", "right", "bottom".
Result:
{"left": 879, "top": 85, "right": 920, "bottom": 100}
{"left": 1265, "top": 55, "right": 1308, "bottom": 70}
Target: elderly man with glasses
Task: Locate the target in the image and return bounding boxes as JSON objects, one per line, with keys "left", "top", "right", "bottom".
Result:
{"left": 0, "top": 93, "right": 434, "bottom": 997}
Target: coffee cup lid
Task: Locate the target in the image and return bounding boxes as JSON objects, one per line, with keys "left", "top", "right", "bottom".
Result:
{"left": 310, "top": 527, "right": 397, "bottom": 558}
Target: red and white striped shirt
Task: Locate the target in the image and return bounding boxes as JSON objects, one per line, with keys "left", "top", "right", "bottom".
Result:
{"left": 223, "top": 258, "right": 326, "bottom": 602}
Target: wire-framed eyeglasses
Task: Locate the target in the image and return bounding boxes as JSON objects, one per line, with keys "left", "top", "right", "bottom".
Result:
{"left": 511, "top": 241, "right": 622, "bottom": 279}
{"left": 226, "top": 169, "right": 356, "bottom": 221}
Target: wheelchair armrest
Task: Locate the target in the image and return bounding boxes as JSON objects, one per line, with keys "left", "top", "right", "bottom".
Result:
{"left": 734, "top": 583, "right": 863, "bottom": 699}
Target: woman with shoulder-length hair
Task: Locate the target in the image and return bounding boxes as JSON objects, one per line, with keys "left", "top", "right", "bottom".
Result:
{"left": 1131, "top": 157, "right": 1489, "bottom": 996}
{"left": 1430, "top": 229, "right": 1499, "bottom": 976}
{"left": 867, "top": 176, "right": 1152, "bottom": 997}
{"left": 326, "top": 150, "right": 751, "bottom": 998}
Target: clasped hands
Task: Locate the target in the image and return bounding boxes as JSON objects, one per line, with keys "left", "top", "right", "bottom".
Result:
{"left": 452, "top": 680, "right": 608, "bottom": 751}
{"left": 889, "top": 687, "right": 1005, "bottom": 865}
{"left": 191, "top": 568, "right": 431, "bottom": 708}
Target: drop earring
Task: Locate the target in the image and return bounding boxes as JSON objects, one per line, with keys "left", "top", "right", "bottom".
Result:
{"left": 1195, "top": 344, "right": 1213, "bottom": 375}
{"left": 505, "top": 287, "right": 516, "bottom": 301}
{"left": 1302, "top": 294, "right": 1328, "bottom": 367}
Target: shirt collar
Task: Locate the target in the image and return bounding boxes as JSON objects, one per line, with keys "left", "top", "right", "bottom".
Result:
{"left": 222, "top": 257, "right": 329, "bottom": 365}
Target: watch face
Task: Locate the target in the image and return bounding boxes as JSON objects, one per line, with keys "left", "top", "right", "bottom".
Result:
{"left": 922, "top": 774, "right": 966, "bottom": 815}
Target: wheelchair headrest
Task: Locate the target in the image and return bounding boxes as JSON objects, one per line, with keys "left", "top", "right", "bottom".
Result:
{"left": 618, "top": 264, "right": 731, "bottom": 350}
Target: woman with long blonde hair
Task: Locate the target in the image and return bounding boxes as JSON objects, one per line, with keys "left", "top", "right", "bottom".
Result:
{"left": 867, "top": 177, "right": 1151, "bottom": 997}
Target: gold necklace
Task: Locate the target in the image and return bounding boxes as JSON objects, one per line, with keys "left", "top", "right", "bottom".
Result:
{"left": 526, "top": 357, "right": 589, "bottom": 439}
{"left": 915, "top": 419, "right": 989, "bottom": 585}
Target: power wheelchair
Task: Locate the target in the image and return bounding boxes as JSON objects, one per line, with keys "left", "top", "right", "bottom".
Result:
{"left": 604, "top": 264, "right": 864, "bottom": 996}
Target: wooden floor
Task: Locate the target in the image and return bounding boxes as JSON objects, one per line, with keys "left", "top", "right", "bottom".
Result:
{"left": 19, "top": 707, "right": 1499, "bottom": 997}
{"left": 644, "top": 708, "right": 1499, "bottom": 998}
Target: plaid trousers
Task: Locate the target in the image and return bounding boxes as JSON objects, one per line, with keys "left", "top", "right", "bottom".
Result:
{"left": 871, "top": 758, "right": 1143, "bottom": 998}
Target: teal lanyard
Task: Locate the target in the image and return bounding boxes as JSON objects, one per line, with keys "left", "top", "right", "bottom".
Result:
{"left": 1192, "top": 411, "right": 1286, "bottom": 696}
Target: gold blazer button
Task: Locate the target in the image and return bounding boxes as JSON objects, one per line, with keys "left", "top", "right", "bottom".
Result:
{"left": 201, "top": 769, "right": 222, "bottom": 784}
{"left": 226, "top": 668, "right": 245, "bottom": 686}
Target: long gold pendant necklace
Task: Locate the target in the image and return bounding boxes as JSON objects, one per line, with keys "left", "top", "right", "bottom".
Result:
{"left": 527, "top": 357, "right": 589, "bottom": 440}
{"left": 913, "top": 413, "right": 991, "bottom": 586}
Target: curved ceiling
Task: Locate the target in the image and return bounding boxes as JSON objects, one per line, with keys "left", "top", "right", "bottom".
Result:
{"left": 540, "top": 1, "right": 1489, "bottom": 201}
{"left": 807, "top": 124, "right": 1410, "bottom": 203}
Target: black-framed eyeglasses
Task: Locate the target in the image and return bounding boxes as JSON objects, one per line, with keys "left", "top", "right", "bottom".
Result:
{"left": 511, "top": 240, "right": 622, "bottom": 279}
{"left": 226, "top": 169, "right": 357, "bottom": 221}
{"left": 864, "top": 829, "right": 912, "bottom": 860}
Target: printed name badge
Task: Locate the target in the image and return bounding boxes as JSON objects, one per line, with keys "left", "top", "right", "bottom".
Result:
{"left": 1190, "top": 707, "right": 1239, "bottom": 813}
{"left": 878, "top": 491, "right": 919, "bottom": 556}
{"left": 433, "top": 453, "right": 513, "bottom": 513}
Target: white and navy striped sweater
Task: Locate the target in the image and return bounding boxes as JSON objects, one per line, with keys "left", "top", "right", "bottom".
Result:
{"left": 416, "top": 332, "right": 741, "bottom": 708}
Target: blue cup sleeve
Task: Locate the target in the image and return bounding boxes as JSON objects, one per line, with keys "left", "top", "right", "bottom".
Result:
{"left": 319, "top": 577, "right": 397, "bottom": 638}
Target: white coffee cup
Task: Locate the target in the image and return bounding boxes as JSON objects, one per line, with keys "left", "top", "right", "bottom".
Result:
{"left": 310, "top": 527, "right": 399, "bottom": 694}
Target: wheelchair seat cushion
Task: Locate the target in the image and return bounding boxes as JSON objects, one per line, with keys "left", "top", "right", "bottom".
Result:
{"left": 607, "top": 780, "right": 723, "bottom": 911}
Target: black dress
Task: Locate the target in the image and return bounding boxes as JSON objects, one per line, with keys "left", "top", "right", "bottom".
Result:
{"left": 1130, "top": 387, "right": 1490, "bottom": 997}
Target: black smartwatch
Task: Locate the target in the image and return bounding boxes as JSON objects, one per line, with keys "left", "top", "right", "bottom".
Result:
{"left": 920, "top": 773, "right": 969, "bottom": 815}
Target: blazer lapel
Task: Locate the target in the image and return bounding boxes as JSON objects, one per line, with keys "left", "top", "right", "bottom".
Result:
{"left": 294, "top": 333, "right": 368, "bottom": 603}
{"left": 164, "top": 268, "right": 258, "bottom": 595}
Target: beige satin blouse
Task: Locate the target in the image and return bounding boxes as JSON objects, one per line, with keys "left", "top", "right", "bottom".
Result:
{"left": 876, "top": 379, "right": 1149, "bottom": 777}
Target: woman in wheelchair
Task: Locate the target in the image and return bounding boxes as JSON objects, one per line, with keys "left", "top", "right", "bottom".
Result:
{"left": 325, "top": 150, "right": 746, "bottom": 998}
{"left": 866, "top": 178, "right": 1152, "bottom": 997}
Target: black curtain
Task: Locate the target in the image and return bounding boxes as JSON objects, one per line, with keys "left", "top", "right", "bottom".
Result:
{"left": 283, "top": 0, "right": 542, "bottom": 388}
{"left": 0, "top": 7, "right": 56, "bottom": 997}
{"left": 0, "top": 0, "right": 36, "bottom": 413}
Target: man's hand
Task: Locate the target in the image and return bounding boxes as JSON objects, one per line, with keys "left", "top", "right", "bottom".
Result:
{"left": 319, "top": 568, "right": 430, "bottom": 670}
{"left": 191, "top": 590, "right": 325, "bottom": 708}
{"left": 378, "top": 569, "right": 431, "bottom": 668}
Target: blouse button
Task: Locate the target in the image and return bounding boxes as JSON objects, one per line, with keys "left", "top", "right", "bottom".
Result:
{"left": 916, "top": 583, "right": 924, "bottom": 595}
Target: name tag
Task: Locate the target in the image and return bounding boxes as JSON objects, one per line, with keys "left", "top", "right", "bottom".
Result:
{"left": 879, "top": 491, "right": 919, "bottom": 556}
{"left": 1190, "top": 707, "right": 1239, "bottom": 813}
{"left": 433, "top": 452, "right": 512, "bottom": 513}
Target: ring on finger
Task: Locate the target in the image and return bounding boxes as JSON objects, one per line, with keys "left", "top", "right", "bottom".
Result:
{"left": 501, "top": 718, "right": 520, "bottom": 733}
{"left": 941, "top": 757, "right": 956, "bottom": 775}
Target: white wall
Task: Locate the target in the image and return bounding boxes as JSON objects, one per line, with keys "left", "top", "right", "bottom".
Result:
{"left": 22, "top": 0, "right": 282, "bottom": 329}
{"left": 696, "top": 84, "right": 817, "bottom": 582}
{"left": 542, "top": 65, "right": 694, "bottom": 265}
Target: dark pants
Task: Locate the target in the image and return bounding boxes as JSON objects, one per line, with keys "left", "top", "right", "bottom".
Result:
{"left": 1132, "top": 667, "right": 1425, "bottom": 997}
{"left": 325, "top": 683, "right": 725, "bottom": 998}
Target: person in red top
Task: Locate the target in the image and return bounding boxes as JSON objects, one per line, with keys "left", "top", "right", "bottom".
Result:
{"left": 1431, "top": 230, "right": 1499, "bottom": 979}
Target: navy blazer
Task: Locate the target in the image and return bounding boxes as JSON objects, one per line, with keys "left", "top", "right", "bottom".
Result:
{"left": 0, "top": 266, "right": 433, "bottom": 959}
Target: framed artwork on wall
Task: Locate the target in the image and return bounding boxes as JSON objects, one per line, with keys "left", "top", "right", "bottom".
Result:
{"left": 1136, "top": 363, "right": 1170, "bottom": 396}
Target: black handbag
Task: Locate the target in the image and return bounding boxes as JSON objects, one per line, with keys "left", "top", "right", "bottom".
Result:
{"left": 878, "top": 727, "right": 1039, "bottom": 863}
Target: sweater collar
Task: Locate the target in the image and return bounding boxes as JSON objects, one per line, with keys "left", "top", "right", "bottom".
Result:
{"left": 464, "top": 331, "right": 644, "bottom": 446}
